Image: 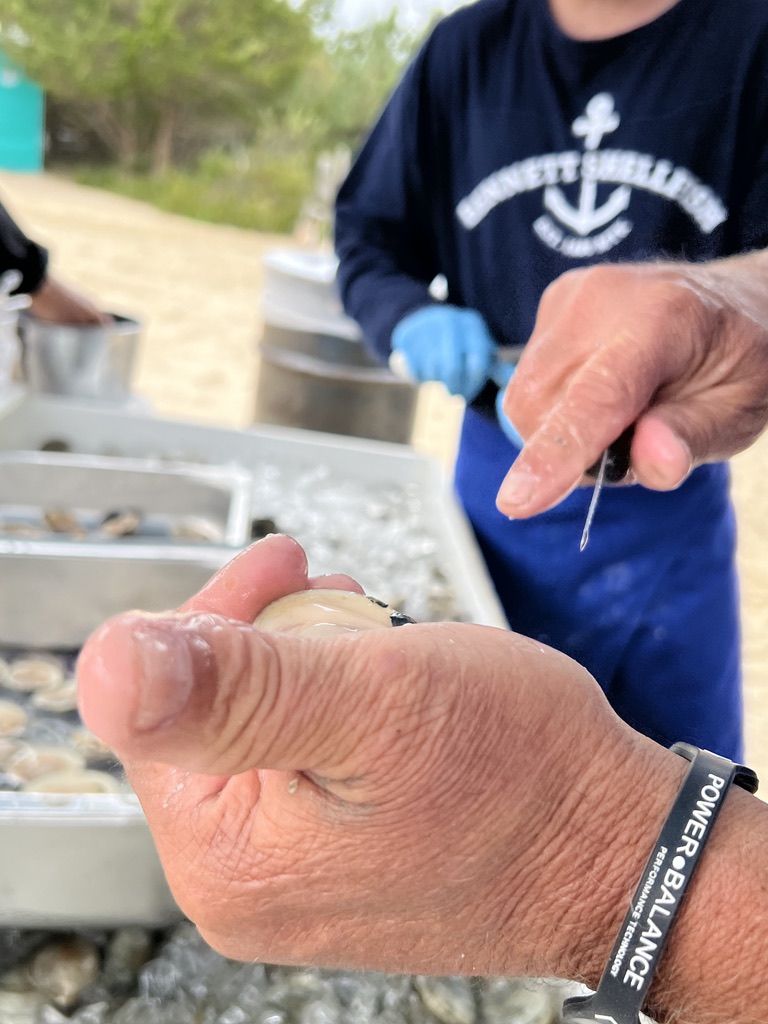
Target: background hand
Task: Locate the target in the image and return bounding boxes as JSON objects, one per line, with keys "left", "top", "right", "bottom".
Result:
{"left": 28, "top": 274, "right": 110, "bottom": 325}
{"left": 391, "top": 305, "right": 496, "bottom": 401}
{"left": 496, "top": 260, "right": 768, "bottom": 517}
{"left": 76, "top": 534, "right": 678, "bottom": 983}
{"left": 492, "top": 360, "right": 524, "bottom": 446}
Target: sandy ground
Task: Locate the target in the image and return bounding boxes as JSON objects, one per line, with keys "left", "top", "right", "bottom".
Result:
{"left": 2, "top": 169, "right": 766, "bottom": 787}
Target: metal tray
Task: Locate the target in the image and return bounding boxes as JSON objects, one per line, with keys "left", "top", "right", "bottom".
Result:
{"left": 0, "top": 449, "right": 252, "bottom": 546}
{"left": 0, "top": 538, "right": 240, "bottom": 649}
{"left": 0, "top": 793, "right": 180, "bottom": 928}
{"left": 0, "top": 449, "right": 252, "bottom": 649}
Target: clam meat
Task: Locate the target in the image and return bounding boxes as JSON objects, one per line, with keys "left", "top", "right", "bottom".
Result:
{"left": 253, "top": 588, "right": 414, "bottom": 637}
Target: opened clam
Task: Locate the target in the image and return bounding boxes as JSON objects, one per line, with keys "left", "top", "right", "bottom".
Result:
{"left": 31, "top": 677, "right": 78, "bottom": 713}
{"left": 253, "top": 588, "right": 414, "bottom": 637}
{"left": 5, "top": 743, "right": 85, "bottom": 782}
{"left": 0, "top": 699, "right": 28, "bottom": 737}
{"left": 5, "top": 655, "right": 65, "bottom": 693}
{"left": 100, "top": 508, "right": 142, "bottom": 537}
{"left": 71, "top": 727, "right": 115, "bottom": 764}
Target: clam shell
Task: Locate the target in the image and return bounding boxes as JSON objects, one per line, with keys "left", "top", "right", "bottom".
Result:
{"left": 0, "top": 737, "right": 23, "bottom": 771}
{"left": 253, "top": 588, "right": 414, "bottom": 637}
{"left": 5, "top": 743, "right": 85, "bottom": 781}
{"left": 6, "top": 655, "right": 65, "bottom": 692}
{"left": 22, "top": 768, "right": 121, "bottom": 795}
{"left": 27, "top": 936, "right": 101, "bottom": 1008}
{"left": 31, "top": 678, "right": 78, "bottom": 713}
{"left": 100, "top": 508, "right": 142, "bottom": 537}
{"left": 71, "top": 728, "right": 115, "bottom": 764}
{"left": 171, "top": 516, "right": 224, "bottom": 543}
{"left": 0, "top": 700, "right": 28, "bottom": 737}
{"left": 43, "top": 508, "right": 84, "bottom": 535}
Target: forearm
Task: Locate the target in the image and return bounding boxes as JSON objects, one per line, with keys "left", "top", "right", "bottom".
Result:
{"left": 694, "top": 246, "right": 768, "bottom": 334}
{"left": 335, "top": 213, "right": 437, "bottom": 360}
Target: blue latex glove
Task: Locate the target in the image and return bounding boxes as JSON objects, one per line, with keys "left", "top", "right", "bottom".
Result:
{"left": 390, "top": 305, "right": 496, "bottom": 403}
{"left": 492, "top": 360, "right": 524, "bottom": 448}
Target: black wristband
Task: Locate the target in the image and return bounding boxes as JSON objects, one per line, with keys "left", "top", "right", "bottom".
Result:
{"left": 562, "top": 743, "right": 759, "bottom": 1024}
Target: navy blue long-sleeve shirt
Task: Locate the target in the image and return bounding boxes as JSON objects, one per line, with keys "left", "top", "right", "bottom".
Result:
{"left": 335, "top": 0, "right": 768, "bottom": 416}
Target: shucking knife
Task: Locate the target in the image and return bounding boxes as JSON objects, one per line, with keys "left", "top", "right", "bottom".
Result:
{"left": 579, "top": 425, "right": 635, "bottom": 551}
{"left": 390, "top": 343, "right": 635, "bottom": 549}
{"left": 493, "top": 349, "right": 636, "bottom": 550}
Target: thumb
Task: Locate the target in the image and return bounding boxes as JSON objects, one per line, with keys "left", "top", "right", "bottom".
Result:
{"left": 77, "top": 610, "right": 416, "bottom": 781}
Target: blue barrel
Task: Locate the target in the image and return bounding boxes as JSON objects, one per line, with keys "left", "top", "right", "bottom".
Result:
{"left": 0, "top": 53, "right": 43, "bottom": 172}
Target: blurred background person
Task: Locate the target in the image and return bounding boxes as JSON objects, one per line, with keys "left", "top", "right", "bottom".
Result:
{"left": 0, "top": 198, "right": 107, "bottom": 324}
{"left": 334, "top": 0, "right": 768, "bottom": 761}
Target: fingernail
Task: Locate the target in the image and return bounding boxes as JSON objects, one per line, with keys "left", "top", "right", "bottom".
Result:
{"left": 497, "top": 468, "right": 536, "bottom": 511}
{"left": 130, "top": 617, "right": 209, "bottom": 732}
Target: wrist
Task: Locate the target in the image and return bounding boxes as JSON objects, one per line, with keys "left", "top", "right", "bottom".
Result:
{"left": 482, "top": 716, "right": 687, "bottom": 984}
{"left": 645, "top": 781, "right": 768, "bottom": 1023}
{"left": 547, "top": 733, "right": 689, "bottom": 987}
{"left": 528, "top": 729, "right": 768, "bottom": 1023}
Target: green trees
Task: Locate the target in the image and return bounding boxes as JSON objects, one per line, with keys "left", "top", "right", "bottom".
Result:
{"left": 0, "top": 0, "right": 426, "bottom": 230}
{"left": 1, "top": 0, "right": 316, "bottom": 174}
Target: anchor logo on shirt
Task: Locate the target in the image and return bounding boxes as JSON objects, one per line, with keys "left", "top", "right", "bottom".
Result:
{"left": 455, "top": 91, "right": 728, "bottom": 258}
{"left": 543, "top": 94, "right": 631, "bottom": 236}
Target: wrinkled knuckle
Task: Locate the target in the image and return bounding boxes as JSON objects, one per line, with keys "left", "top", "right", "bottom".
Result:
{"left": 577, "top": 361, "right": 635, "bottom": 418}
{"left": 653, "top": 276, "right": 698, "bottom": 321}
{"left": 206, "top": 631, "right": 281, "bottom": 770}
{"left": 539, "top": 267, "right": 585, "bottom": 312}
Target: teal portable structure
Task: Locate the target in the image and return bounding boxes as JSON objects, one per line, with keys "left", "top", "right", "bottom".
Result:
{"left": 0, "top": 53, "right": 43, "bottom": 172}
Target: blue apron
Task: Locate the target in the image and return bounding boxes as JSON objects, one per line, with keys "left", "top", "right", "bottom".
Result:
{"left": 455, "top": 409, "right": 743, "bottom": 760}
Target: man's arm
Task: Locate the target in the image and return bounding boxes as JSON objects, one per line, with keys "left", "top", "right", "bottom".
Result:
{"left": 334, "top": 45, "right": 442, "bottom": 361}
{"left": 27, "top": 274, "right": 108, "bottom": 325}
{"left": 0, "top": 200, "right": 48, "bottom": 295}
{"left": 0, "top": 198, "right": 107, "bottom": 323}
{"left": 76, "top": 535, "right": 768, "bottom": 1024}
{"left": 496, "top": 252, "right": 768, "bottom": 517}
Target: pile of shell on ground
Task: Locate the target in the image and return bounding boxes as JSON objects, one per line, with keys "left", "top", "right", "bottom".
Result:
{"left": 0, "top": 923, "right": 569, "bottom": 1024}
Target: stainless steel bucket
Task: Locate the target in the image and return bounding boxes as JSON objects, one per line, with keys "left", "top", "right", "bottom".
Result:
{"left": 255, "top": 342, "right": 417, "bottom": 445}
{"left": 256, "top": 249, "right": 418, "bottom": 444}
{"left": 18, "top": 312, "right": 141, "bottom": 401}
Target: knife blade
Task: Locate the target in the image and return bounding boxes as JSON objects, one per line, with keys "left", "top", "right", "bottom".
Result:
{"left": 580, "top": 425, "right": 635, "bottom": 550}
